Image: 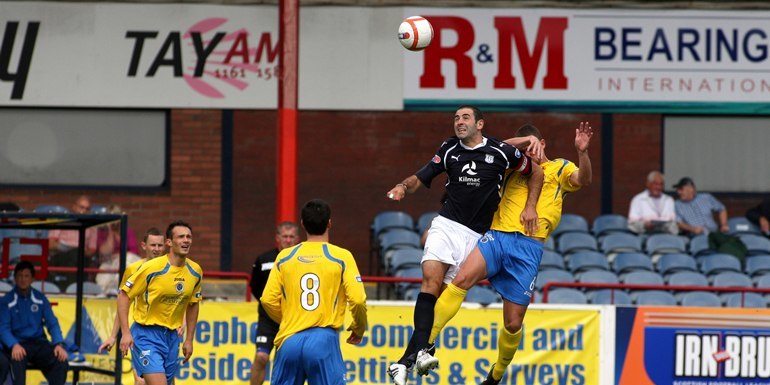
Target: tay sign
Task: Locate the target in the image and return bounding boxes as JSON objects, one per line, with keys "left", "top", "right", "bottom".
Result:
{"left": 404, "top": 8, "right": 770, "bottom": 112}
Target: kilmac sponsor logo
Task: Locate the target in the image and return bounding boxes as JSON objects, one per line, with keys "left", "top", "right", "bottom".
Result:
{"left": 675, "top": 332, "right": 770, "bottom": 380}
{"left": 125, "top": 17, "right": 278, "bottom": 98}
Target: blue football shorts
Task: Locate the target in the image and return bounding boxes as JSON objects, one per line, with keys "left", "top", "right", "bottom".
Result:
{"left": 130, "top": 323, "right": 181, "bottom": 384}
{"left": 477, "top": 230, "right": 543, "bottom": 305}
{"left": 271, "top": 327, "right": 344, "bottom": 385}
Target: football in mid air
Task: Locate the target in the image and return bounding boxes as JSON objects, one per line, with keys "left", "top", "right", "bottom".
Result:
{"left": 398, "top": 16, "right": 433, "bottom": 51}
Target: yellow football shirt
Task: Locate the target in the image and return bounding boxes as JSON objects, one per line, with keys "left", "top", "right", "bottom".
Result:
{"left": 122, "top": 254, "right": 203, "bottom": 330}
{"left": 492, "top": 158, "right": 580, "bottom": 238}
{"left": 261, "top": 242, "right": 367, "bottom": 349}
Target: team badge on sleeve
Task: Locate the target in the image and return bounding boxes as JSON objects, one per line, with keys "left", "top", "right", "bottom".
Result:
{"left": 125, "top": 280, "right": 134, "bottom": 288}
{"left": 432, "top": 155, "right": 441, "bottom": 164}
{"left": 355, "top": 275, "right": 362, "bottom": 283}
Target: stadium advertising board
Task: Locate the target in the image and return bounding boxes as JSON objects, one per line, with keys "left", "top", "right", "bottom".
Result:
{"left": 403, "top": 8, "right": 770, "bottom": 113}
{"left": 615, "top": 306, "right": 770, "bottom": 385}
{"left": 44, "top": 299, "right": 602, "bottom": 385}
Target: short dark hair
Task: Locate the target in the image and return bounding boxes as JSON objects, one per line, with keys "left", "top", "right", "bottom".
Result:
{"left": 143, "top": 227, "right": 163, "bottom": 242}
{"left": 514, "top": 123, "right": 542, "bottom": 140}
{"left": 456, "top": 104, "right": 483, "bottom": 121}
{"left": 166, "top": 220, "right": 192, "bottom": 240}
{"left": 301, "top": 199, "right": 331, "bottom": 236}
{"left": 14, "top": 260, "right": 35, "bottom": 278}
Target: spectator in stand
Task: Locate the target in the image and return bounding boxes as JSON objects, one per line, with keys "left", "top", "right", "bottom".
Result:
{"left": 746, "top": 198, "right": 770, "bottom": 237}
{"left": 673, "top": 177, "right": 729, "bottom": 236}
{"left": 249, "top": 221, "right": 300, "bottom": 385}
{"left": 628, "top": 171, "right": 678, "bottom": 235}
{"left": 0, "top": 261, "right": 69, "bottom": 385}
{"left": 47, "top": 195, "right": 98, "bottom": 289}
{"left": 96, "top": 204, "right": 140, "bottom": 259}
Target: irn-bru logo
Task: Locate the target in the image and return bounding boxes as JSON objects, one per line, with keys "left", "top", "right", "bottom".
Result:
{"left": 125, "top": 17, "right": 279, "bottom": 98}
{"left": 417, "top": 16, "right": 568, "bottom": 90}
{"left": 675, "top": 333, "right": 770, "bottom": 379}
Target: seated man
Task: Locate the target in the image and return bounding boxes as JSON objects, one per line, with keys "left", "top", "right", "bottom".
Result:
{"left": 628, "top": 171, "right": 678, "bottom": 235}
{"left": 746, "top": 198, "right": 770, "bottom": 237}
{"left": 47, "top": 195, "right": 98, "bottom": 288}
{"left": 674, "top": 177, "right": 729, "bottom": 236}
{"left": 0, "top": 261, "right": 69, "bottom": 385}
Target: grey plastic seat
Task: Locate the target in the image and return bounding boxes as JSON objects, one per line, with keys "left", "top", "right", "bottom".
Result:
{"left": 66, "top": 281, "right": 104, "bottom": 295}
{"left": 728, "top": 217, "right": 761, "bottom": 236}
{"left": 33, "top": 205, "right": 69, "bottom": 214}
{"left": 464, "top": 286, "right": 500, "bottom": 306}
{"left": 666, "top": 271, "right": 709, "bottom": 288}
{"left": 394, "top": 267, "right": 422, "bottom": 296}
{"left": 544, "top": 236, "right": 556, "bottom": 251}
{"left": 746, "top": 255, "right": 770, "bottom": 277}
{"left": 535, "top": 269, "right": 574, "bottom": 291}
{"left": 680, "top": 291, "right": 722, "bottom": 307}
{"left": 711, "top": 272, "right": 753, "bottom": 289}
{"left": 688, "top": 234, "right": 714, "bottom": 257}
{"left": 389, "top": 248, "right": 423, "bottom": 274}
{"left": 724, "top": 292, "right": 766, "bottom": 308}
{"left": 547, "top": 288, "right": 588, "bottom": 304}
{"left": 31, "top": 281, "right": 61, "bottom": 294}
{"left": 567, "top": 251, "right": 609, "bottom": 273}
{"left": 657, "top": 253, "right": 698, "bottom": 276}
{"left": 578, "top": 270, "right": 619, "bottom": 285}
{"left": 755, "top": 274, "right": 770, "bottom": 288}
{"left": 739, "top": 234, "right": 770, "bottom": 256}
{"left": 552, "top": 214, "right": 590, "bottom": 239}
{"left": 634, "top": 290, "right": 677, "bottom": 306}
{"left": 557, "top": 233, "right": 598, "bottom": 255}
{"left": 589, "top": 289, "right": 632, "bottom": 305}
{"left": 622, "top": 270, "right": 664, "bottom": 286}
{"left": 699, "top": 253, "right": 742, "bottom": 276}
{"left": 645, "top": 234, "right": 686, "bottom": 256}
{"left": 415, "top": 212, "right": 438, "bottom": 235}
{"left": 612, "top": 252, "right": 653, "bottom": 275}
{"left": 591, "top": 214, "right": 631, "bottom": 239}
{"left": 372, "top": 211, "right": 414, "bottom": 240}
{"left": 601, "top": 233, "right": 643, "bottom": 255}
{"left": 540, "top": 250, "right": 566, "bottom": 271}
{"left": 380, "top": 229, "right": 421, "bottom": 255}
{"left": 0, "top": 281, "right": 13, "bottom": 293}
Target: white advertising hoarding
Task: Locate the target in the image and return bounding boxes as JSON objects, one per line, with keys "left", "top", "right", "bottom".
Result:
{"left": 403, "top": 8, "right": 770, "bottom": 113}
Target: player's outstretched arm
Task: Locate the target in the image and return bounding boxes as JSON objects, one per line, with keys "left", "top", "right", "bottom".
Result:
{"left": 570, "top": 121, "right": 593, "bottom": 188}
{"left": 521, "top": 162, "right": 544, "bottom": 236}
{"left": 504, "top": 135, "right": 544, "bottom": 163}
{"left": 260, "top": 267, "right": 284, "bottom": 323}
{"left": 387, "top": 175, "right": 420, "bottom": 201}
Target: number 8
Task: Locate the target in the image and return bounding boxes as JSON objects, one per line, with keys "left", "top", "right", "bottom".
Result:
{"left": 300, "top": 273, "right": 320, "bottom": 311}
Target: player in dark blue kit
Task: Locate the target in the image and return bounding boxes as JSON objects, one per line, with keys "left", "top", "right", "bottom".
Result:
{"left": 385, "top": 105, "right": 544, "bottom": 385}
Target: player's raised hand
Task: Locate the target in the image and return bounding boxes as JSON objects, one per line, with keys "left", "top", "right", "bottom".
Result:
{"left": 575, "top": 122, "right": 593, "bottom": 153}
{"left": 346, "top": 331, "right": 363, "bottom": 345}
{"left": 524, "top": 135, "right": 544, "bottom": 163}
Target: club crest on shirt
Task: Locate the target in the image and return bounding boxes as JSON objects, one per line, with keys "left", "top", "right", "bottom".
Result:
{"left": 30, "top": 304, "right": 39, "bottom": 312}
{"left": 175, "top": 282, "right": 184, "bottom": 293}
{"left": 485, "top": 154, "right": 494, "bottom": 164}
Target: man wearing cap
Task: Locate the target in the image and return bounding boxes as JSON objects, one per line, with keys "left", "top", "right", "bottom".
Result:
{"left": 674, "top": 177, "right": 729, "bottom": 236}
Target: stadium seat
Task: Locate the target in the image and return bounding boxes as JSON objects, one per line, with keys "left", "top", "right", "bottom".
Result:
{"left": 645, "top": 234, "right": 686, "bottom": 257}
{"left": 0, "top": 281, "right": 12, "bottom": 293}
{"left": 90, "top": 204, "right": 109, "bottom": 214}
{"left": 388, "top": 248, "right": 423, "bottom": 274}
{"left": 711, "top": 272, "right": 753, "bottom": 289}
{"left": 728, "top": 217, "right": 761, "bottom": 236}
{"left": 612, "top": 252, "right": 654, "bottom": 275}
{"left": 591, "top": 214, "right": 631, "bottom": 239}
{"left": 31, "top": 281, "right": 61, "bottom": 294}
{"left": 540, "top": 250, "right": 566, "bottom": 271}
{"left": 557, "top": 232, "right": 598, "bottom": 255}
{"left": 535, "top": 269, "right": 574, "bottom": 292}
{"left": 680, "top": 291, "right": 722, "bottom": 307}
{"left": 33, "top": 205, "right": 69, "bottom": 214}
{"left": 379, "top": 229, "right": 421, "bottom": 256}
{"left": 372, "top": 211, "right": 414, "bottom": 240}
{"left": 699, "top": 253, "right": 742, "bottom": 276}
{"left": 464, "top": 286, "right": 500, "bottom": 306}
{"left": 567, "top": 251, "right": 609, "bottom": 273}
{"left": 755, "top": 274, "right": 770, "bottom": 288}
{"left": 415, "top": 211, "right": 438, "bottom": 236}
{"left": 600, "top": 233, "right": 642, "bottom": 255}
{"left": 634, "top": 290, "right": 678, "bottom": 306}
{"left": 656, "top": 253, "right": 698, "bottom": 276}
{"left": 403, "top": 287, "right": 420, "bottom": 302}
{"left": 666, "top": 271, "right": 709, "bottom": 288}
{"left": 745, "top": 255, "right": 770, "bottom": 277}
{"left": 547, "top": 288, "right": 588, "bottom": 304}
{"left": 578, "top": 270, "right": 619, "bottom": 285}
{"left": 739, "top": 234, "right": 770, "bottom": 256}
{"left": 544, "top": 236, "right": 556, "bottom": 251}
{"left": 66, "top": 281, "right": 104, "bottom": 295}
{"left": 724, "top": 292, "right": 766, "bottom": 308}
{"left": 588, "top": 289, "right": 632, "bottom": 305}
{"left": 394, "top": 267, "right": 422, "bottom": 296}
{"left": 552, "top": 214, "right": 590, "bottom": 239}
{"left": 688, "top": 234, "right": 714, "bottom": 257}
{"left": 622, "top": 271, "right": 664, "bottom": 287}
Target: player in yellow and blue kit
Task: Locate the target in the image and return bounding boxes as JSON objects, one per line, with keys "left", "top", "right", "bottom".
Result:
{"left": 261, "top": 199, "right": 367, "bottom": 385}
{"left": 425, "top": 122, "right": 594, "bottom": 385}
{"left": 118, "top": 220, "right": 203, "bottom": 385}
